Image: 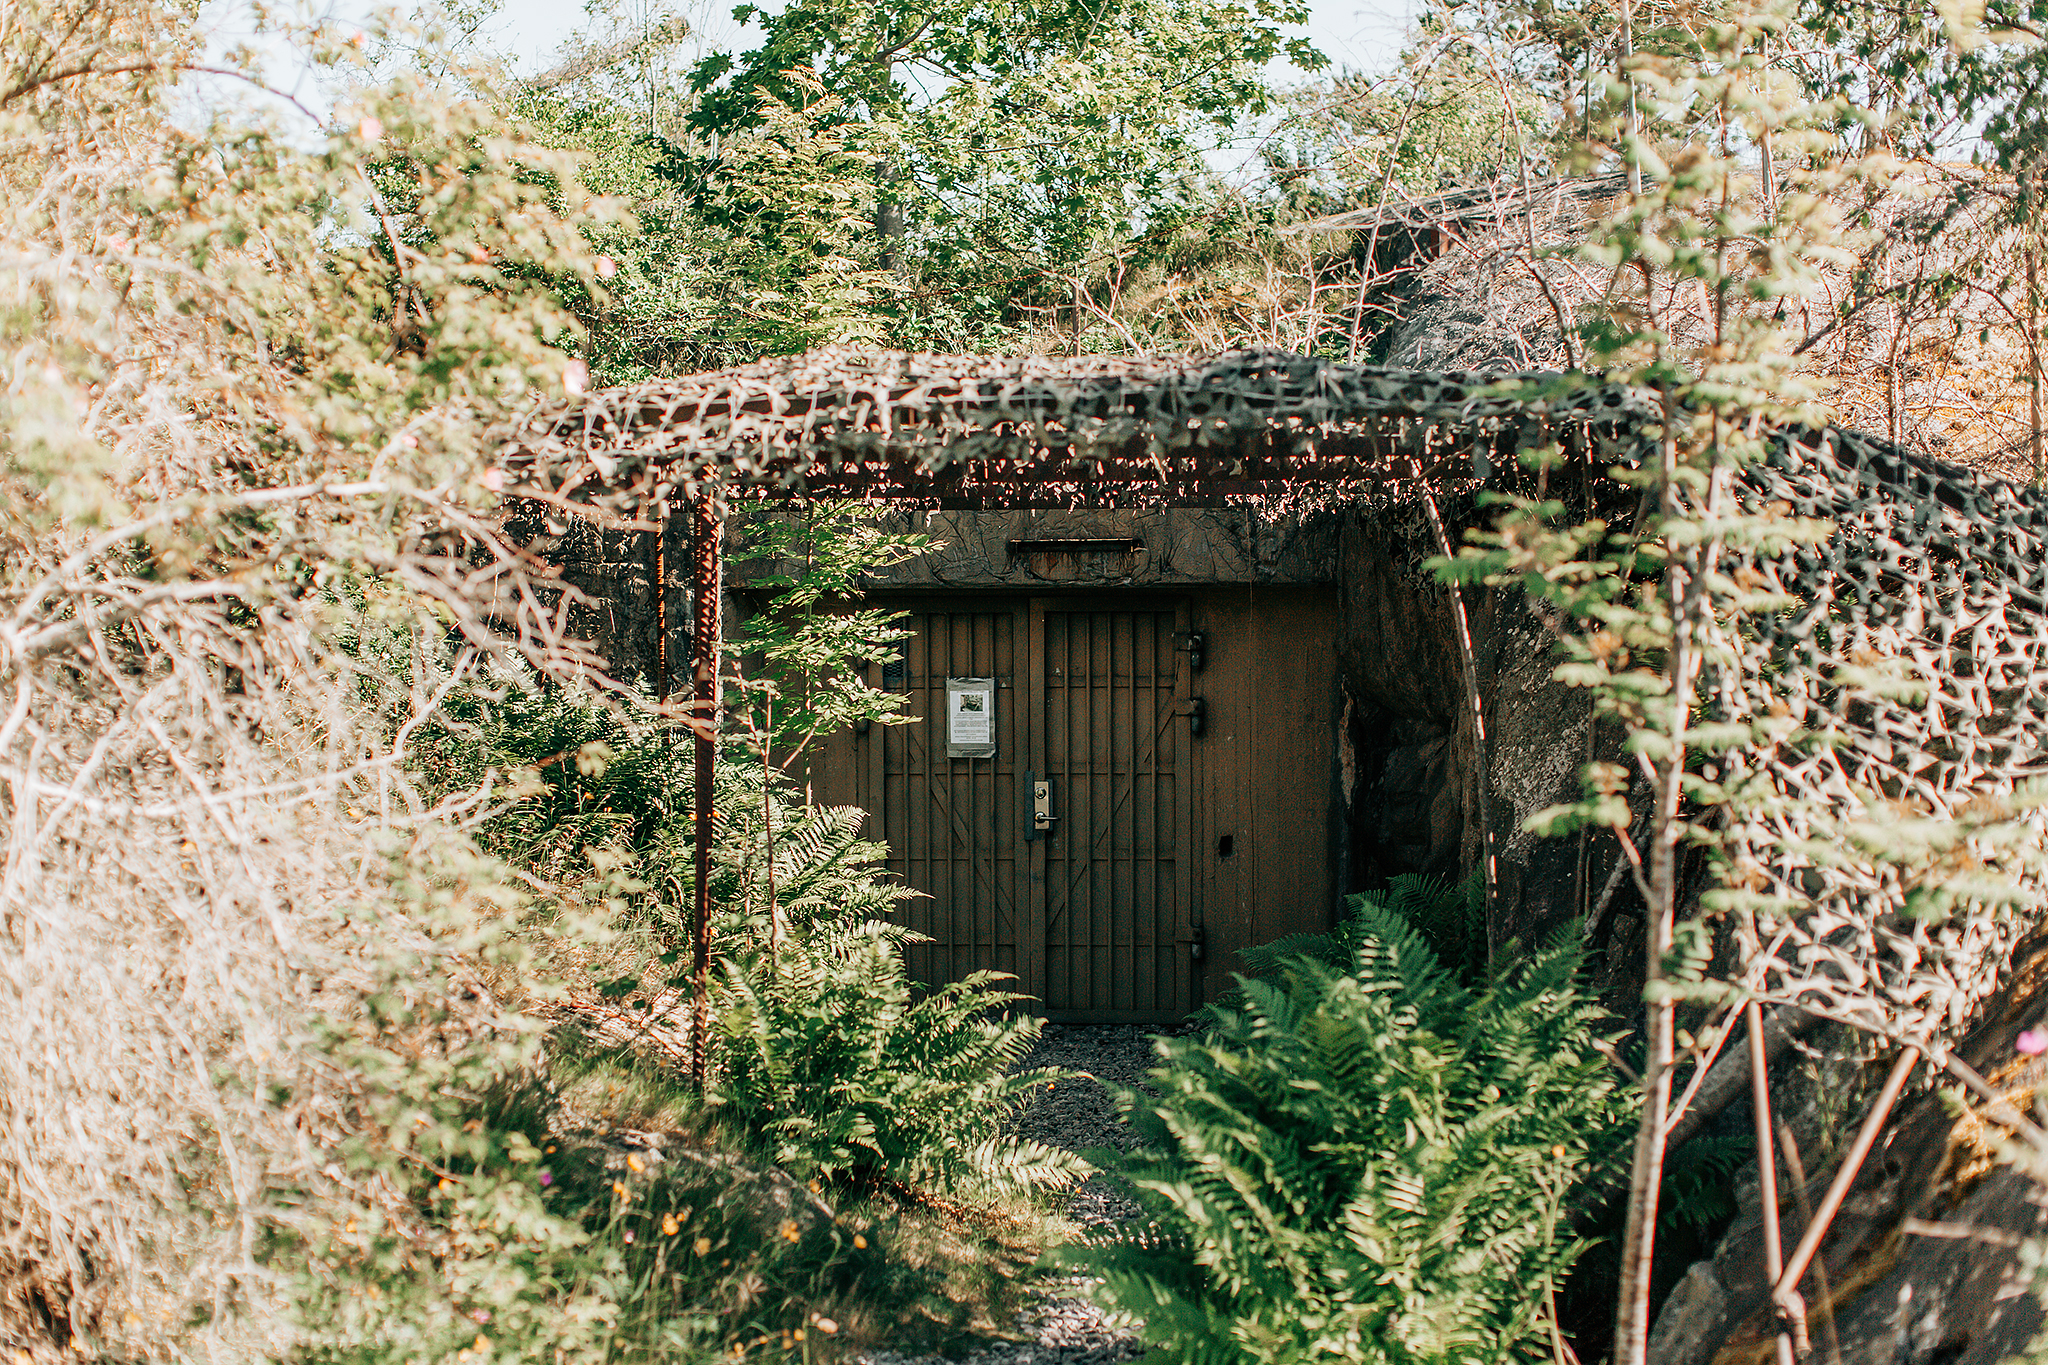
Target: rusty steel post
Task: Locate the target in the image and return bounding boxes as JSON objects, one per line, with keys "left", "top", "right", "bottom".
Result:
{"left": 688, "top": 492, "right": 723, "bottom": 1094}
{"left": 654, "top": 506, "right": 670, "bottom": 707}
{"left": 1745, "top": 1000, "right": 1796, "bottom": 1365}
{"left": 1771, "top": 1045, "right": 1921, "bottom": 1341}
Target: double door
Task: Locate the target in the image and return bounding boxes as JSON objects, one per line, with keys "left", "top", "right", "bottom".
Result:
{"left": 817, "top": 596, "right": 1196, "bottom": 1022}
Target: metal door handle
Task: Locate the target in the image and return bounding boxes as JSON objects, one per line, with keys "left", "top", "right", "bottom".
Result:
{"left": 1032, "top": 778, "right": 1057, "bottom": 835}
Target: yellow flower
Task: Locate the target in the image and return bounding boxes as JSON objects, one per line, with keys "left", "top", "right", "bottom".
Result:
{"left": 662, "top": 1214, "right": 680, "bottom": 1236}
{"left": 612, "top": 1181, "right": 627, "bottom": 1197}
{"left": 852, "top": 1233, "right": 867, "bottom": 1250}
{"left": 779, "top": 1220, "right": 801, "bottom": 1242}
{"left": 814, "top": 1318, "right": 840, "bottom": 1335}
{"left": 626, "top": 1154, "right": 645, "bottom": 1173}
{"left": 437, "top": 1179, "right": 454, "bottom": 1194}
{"left": 693, "top": 1236, "right": 712, "bottom": 1255}
{"left": 1552, "top": 1145, "right": 1568, "bottom": 1159}
{"left": 473, "top": 1335, "right": 490, "bottom": 1354}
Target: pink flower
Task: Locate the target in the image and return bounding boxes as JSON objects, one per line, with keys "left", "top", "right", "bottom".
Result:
{"left": 2018, "top": 1029, "right": 2047, "bottom": 1056}
{"left": 358, "top": 116, "right": 384, "bottom": 142}
{"left": 538, "top": 1170, "right": 552, "bottom": 1186}
{"left": 480, "top": 468, "right": 504, "bottom": 492}
{"left": 563, "top": 360, "right": 589, "bottom": 396}
{"left": 594, "top": 256, "right": 618, "bottom": 280}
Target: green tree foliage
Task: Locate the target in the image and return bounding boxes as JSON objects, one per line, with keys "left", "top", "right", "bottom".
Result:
{"left": 1081, "top": 902, "right": 1629, "bottom": 1365}
{"left": 524, "top": 69, "right": 904, "bottom": 376}
{"left": 510, "top": 0, "right": 1328, "bottom": 362}
{"left": 726, "top": 505, "right": 929, "bottom": 761}
{"left": 688, "top": 0, "right": 1321, "bottom": 317}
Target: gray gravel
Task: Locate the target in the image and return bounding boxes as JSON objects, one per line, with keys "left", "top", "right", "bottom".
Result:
{"left": 852, "top": 1023, "right": 1184, "bottom": 1365}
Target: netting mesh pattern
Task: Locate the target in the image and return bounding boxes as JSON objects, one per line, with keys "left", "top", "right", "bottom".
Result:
{"left": 1722, "top": 427, "right": 2048, "bottom": 1050}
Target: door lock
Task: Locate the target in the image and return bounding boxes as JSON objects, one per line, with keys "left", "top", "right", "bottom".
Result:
{"left": 1032, "top": 778, "right": 1057, "bottom": 835}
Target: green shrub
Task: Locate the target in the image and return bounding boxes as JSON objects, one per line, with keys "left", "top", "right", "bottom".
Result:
{"left": 1079, "top": 902, "right": 1630, "bottom": 1365}
{"left": 702, "top": 765, "right": 1088, "bottom": 1198}
{"left": 1237, "top": 874, "right": 1482, "bottom": 986}
{"left": 427, "top": 673, "right": 1085, "bottom": 1205}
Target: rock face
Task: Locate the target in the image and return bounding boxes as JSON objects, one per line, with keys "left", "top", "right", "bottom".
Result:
{"left": 1647, "top": 937, "right": 2048, "bottom": 1365}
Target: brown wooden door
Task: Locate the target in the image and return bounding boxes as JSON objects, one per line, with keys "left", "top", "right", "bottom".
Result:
{"left": 818, "top": 595, "right": 1195, "bottom": 1022}
{"left": 1032, "top": 601, "right": 1194, "bottom": 1021}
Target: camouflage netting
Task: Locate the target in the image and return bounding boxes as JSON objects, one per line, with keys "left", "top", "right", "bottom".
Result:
{"left": 498, "top": 347, "right": 1647, "bottom": 512}
{"left": 500, "top": 346, "right": 2048, "bottom": 1055}
{"left": 1727, "top": 427, "right": 2048, "bottom": 1053}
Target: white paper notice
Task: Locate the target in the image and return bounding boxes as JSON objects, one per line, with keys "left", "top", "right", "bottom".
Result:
{"left": 946, "top": 677, "right": 996, "bottom": 758}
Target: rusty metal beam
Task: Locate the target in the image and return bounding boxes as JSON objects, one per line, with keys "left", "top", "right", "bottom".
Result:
{"left": 688, "top": 492, "right": 723, "bottom": 1094}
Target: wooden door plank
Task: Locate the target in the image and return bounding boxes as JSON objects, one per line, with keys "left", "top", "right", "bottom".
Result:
{"left": 1024, "top": 599, "right": 1048, "bottom": 1007}
{"left": 1173, "top": 599, "right": 1195, "bottom": 1015}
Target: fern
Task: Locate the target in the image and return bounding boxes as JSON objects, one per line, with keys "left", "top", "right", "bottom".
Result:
{"left": 1078, "top": 917, "right": 1633, "bottom": 1365}
{"left": 1660, "top": 1131, "right": 1754, "bottom": 1236}
{"left": 699, "top": 762, "right": 1087, "bottom": 1197}
{"left": 1237, "top": 874, "right": 1483, "bottom": 992}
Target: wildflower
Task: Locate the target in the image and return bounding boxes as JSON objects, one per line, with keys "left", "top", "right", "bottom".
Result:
{"left": 480, "top": 468, "right": 504, "bottom": 493}
{"left": 472, "top": 1335, "right": 490, "bottom": 1354}
{"left": 623, "top": 1229, "right": 634, "bottom": 1243}
{"left": 779, "top": 1219, "right": 801, "bottom": 1242}
{"left": 662, "top": 1214, "right": 680, "bottom": 1236}
{"left": 437, "top": 1179, "right": 454, "bottom": 1193}
{"left": 564, "top": 360, "right": 589, "bottom": 396}
{"left": 626, "top": 1154, "right": 645, "bottom": 1173}
{"left": 1552, "top": 1145, "right": 1568, "bottom": 1159}
{"left": 852, "top": 1234, "right": 867, "bottom": 1250}
{"left": 694, "top": 1236, "right": 712, "bottom": 1255}
{"left": 359, "top": 116, "right": 383, "bottom": 142}
{"left": 2020, "top": 1028, "right": 2047, "bottom": 1055}
{"left": 537, "top": 1170, "right": 552, "bottom": 1186}
{"left": 814, "top": 1317, "right": 840, "bottom": 1335}
{"left": 470, "top": 1309, "right": 490, "bottom": 1323}
{"left": 612, "top": 1181, "right": 627, "bottom": 1197}
{"left": 595, "top": 256, "right": 618, "bottom": 279}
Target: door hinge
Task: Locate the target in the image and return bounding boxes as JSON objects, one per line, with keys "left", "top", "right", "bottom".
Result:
{"left": 1178, "top": 697, "right": 1207, "bottom": 737}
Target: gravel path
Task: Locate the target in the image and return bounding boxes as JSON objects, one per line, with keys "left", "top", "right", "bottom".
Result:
{"left": 852, "top": 1024, "right": 1180, "bottom": 1365}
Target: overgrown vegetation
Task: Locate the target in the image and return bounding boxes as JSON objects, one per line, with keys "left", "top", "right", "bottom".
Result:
{"left": 18, "top": 0, "right": 2048, "bottom": 1358}
{"left": 1081, "top": 895, "right": 1630, "bottom": 1365}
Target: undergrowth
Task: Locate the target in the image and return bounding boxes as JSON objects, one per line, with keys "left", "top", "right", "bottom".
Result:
{"left": 1079, "top": 896, "right": 1632, "bottom": 1365}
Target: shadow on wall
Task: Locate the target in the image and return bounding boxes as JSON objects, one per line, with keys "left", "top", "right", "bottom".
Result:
{"left": 1348, "top": 704, "right": 1464, "bottom": 890}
